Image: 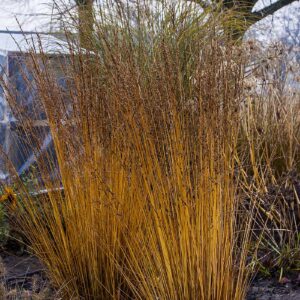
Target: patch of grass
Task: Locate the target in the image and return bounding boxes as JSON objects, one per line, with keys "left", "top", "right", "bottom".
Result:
{"left": 238, "top": 42, "right": 300, "bottom": 276}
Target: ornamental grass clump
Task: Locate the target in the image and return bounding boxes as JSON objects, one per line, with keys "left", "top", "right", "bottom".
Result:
{"left": 1, "top": 1, "right": 253, "bottom": 298}
{"left": 238, "top": 42, "right": 300, "bottom": 274}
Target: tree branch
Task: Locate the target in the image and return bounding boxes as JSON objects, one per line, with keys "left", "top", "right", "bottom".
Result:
{"left": 252, "top": 0, "right": 298, "bottom": 20}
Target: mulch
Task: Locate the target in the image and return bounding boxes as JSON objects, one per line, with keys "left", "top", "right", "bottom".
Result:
{"left": 247, "top": 273, "right": 300, "bottom": 300}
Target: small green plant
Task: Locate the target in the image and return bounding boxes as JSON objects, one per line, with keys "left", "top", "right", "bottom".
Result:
{"left": 0, "top": 203, "right": 9, "bottom": 246}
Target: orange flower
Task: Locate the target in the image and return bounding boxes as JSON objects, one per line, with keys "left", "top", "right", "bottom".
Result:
{"left": 0, "top": 187, "right": 17, "bottom": 210}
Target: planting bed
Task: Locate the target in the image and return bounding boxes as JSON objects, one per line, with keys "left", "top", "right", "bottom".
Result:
{"left": 0, "top": 251, "right": 56, "bottom": 299}
{"left": 247, "top": 275, "right": 300, "bottom": 300}
{"left": 0, "top": 250, "right": 299, "bottom": 299}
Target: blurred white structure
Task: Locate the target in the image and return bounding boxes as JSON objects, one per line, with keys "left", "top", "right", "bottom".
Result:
{"left": 0, "top": 31, "right": 66, "bottom": 180}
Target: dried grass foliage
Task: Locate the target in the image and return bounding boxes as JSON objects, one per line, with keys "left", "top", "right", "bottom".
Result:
{"left": 0, "top": 2, "right": 283, "bottom": 299}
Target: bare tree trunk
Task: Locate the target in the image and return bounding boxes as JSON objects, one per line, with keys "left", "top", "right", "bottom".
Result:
{"left": 76, "top": 0, "right": 94, "bottom": 49}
